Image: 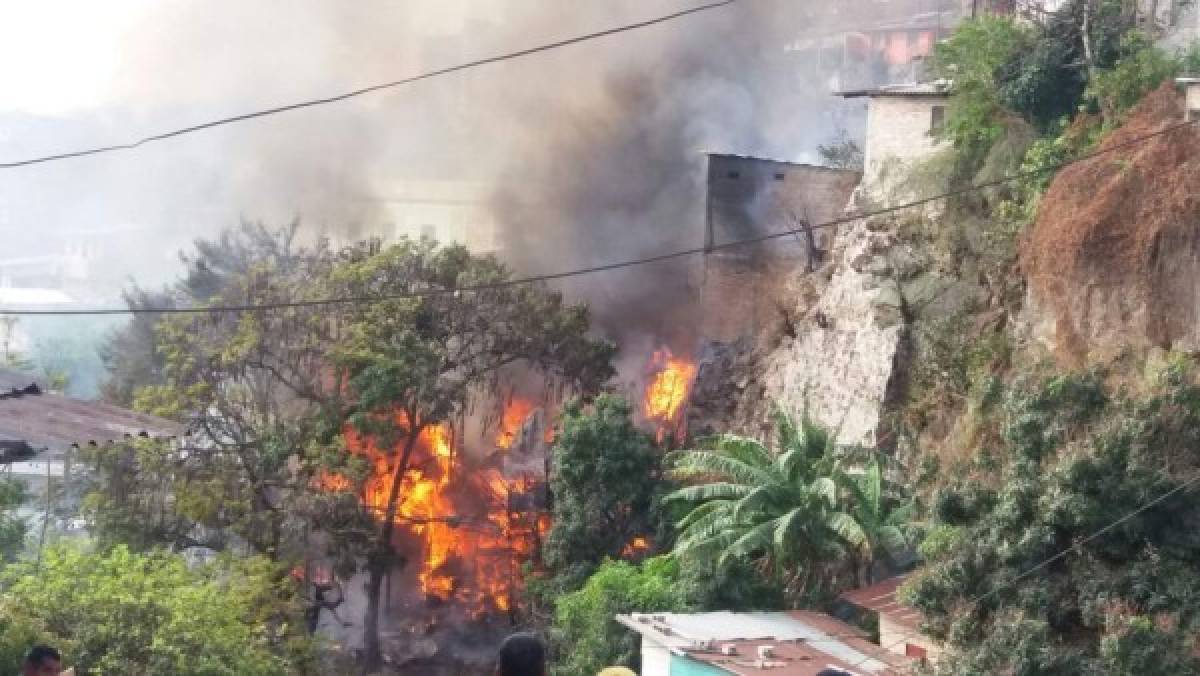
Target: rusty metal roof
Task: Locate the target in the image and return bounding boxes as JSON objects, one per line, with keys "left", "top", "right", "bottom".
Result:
{"left": 0, "top": 368, "right": 183, "bottom": 455}
{"left": 840, "top": 575, "right": 923, "bottom": 630}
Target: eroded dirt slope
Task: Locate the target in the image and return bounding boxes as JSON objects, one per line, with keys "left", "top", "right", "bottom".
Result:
{"left": 1022, "top": 83, "right": 1200, "bottom": 365}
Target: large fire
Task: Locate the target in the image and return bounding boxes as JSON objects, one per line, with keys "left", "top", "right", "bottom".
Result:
{"left": 319, "top": 405, "right": 547, "bottom": 616}
{"left": 643, "top": 348, "right": 698, "bottom": 443}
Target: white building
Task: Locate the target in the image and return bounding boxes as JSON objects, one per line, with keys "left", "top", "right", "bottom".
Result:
{"left": 837, "top": 82, "right": 951, "bottom": 203}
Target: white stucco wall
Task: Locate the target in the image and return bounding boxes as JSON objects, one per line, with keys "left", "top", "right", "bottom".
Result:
{"left": 640, "top": 636, "right": 672, "bottom": 676}
{"left": 862, "top": 95, "right": 948, "bottom": 202}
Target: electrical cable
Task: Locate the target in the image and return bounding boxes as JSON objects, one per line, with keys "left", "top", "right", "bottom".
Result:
{"left": 1, "top": 115, "right": 1195, "bottom": 316}
{"left": 0, "top": 0, "right": 736, "bottom": 169}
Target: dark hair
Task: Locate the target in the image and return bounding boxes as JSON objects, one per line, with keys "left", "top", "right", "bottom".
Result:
{"left": 497, "top": 632, "right": 545, "bottom": 676}
{"left": 24, "top": 645, "right": 61, "bottom": 667}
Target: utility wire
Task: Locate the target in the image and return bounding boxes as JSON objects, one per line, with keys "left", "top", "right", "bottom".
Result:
{"left": 1, "top": 115, "right": 1195, "bottom": 317}
{"left": 0, "top": 0, "right": 735, "bottom": 169}
{"left": 844, "top": 471, "right": 1200, "bottom": 670}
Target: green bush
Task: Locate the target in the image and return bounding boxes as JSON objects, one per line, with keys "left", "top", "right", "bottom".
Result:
{"left": 549, "top": 557, "right": 689, "bottom": 676}
{"left": 0, "top": 545, "right": 315, "bottom": 675}
{"left": 907, "top": 372, "right": 1200, "bottom": 673}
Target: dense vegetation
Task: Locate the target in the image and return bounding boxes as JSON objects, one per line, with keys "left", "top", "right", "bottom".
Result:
{"left": 0, "top": 545, "right": 314, "bottom": 675}
{"left": 906, "top": 370, "right": 1200, "bottom": 673}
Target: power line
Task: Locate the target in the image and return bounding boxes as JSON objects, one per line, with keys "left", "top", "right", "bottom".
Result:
{"left": 1, "top": 115, "right": 1195, "bottom": 317}
{"left": 845, "top": 472, "right": 1200, "bottom": 670}
{"left": 0, "top": 0, "right": 736, "bottom": 169}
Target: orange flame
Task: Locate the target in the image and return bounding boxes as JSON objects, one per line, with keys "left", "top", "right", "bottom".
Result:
{"left": 319, "top": 411, "right": 546, "bottom": 616}
{"left": 622, "top": 536, "right": 651, "bottom": 558}
{"left": 643, "top": 349, "right": 697, "bottom": 443}
{"left": 495, "top": 398, "right": 536, "bottom": 450}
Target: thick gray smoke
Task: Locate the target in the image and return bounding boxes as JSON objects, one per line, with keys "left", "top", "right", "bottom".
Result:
{"left": 0, "top": 1, "right": 867, "bottom": 385}
{"left": 485, "top": 1, "right": 861, "bottom": 350}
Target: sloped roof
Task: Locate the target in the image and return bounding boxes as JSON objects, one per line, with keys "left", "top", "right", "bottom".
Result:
{"left": 841, "top": 575, "right": 923, "bottom": 630}
{"left": 616, "top": 610, "right": 909, "bottom": 675}
{"left": 0, "top": 369, "right": 183, "bottom": 456}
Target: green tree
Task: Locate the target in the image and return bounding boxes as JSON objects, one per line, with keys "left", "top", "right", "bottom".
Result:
{"left": 931, "top": 16, "right": 1033, "bottom": 159}
{"left": 904, "top": 371, "right": 1200, "bottom": 673}
{"left": 89, "top": 232, "right": 347, "bottom": 561}
{"left": 327, "top": 239, "right": 615, "bottom": 671}
{"left": 1086, "top": 31, "right": 1179, "bottom": 123}
{"left": 0, "top": 544, "right": 314, "bottom": 675}
{"left": 550, "top": 556, "right": 689, "bottom": 676}
{"left": 0, "top": 479, "right": 26, "bottom": 562}
{"left": 543, "top": 395, "right": 662, "bottom": 591}
{"left": 666, "top": 412, "right": 897, "bottom": 602}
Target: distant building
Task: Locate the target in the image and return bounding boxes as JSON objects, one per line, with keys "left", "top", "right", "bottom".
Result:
{"left": 836, "top": 82, "right": 951, "bottom": 202}
{"left": 701, "top": 154, "right": 861, "bottom": 343}
{"left": 368, "top": 180, "right": 499, "bottom": 254}
{"left": 616, "top": 610, "right": 910, "bottom": 675}
{"left": 842, "top": 574, "right": 942, "bottom": 664}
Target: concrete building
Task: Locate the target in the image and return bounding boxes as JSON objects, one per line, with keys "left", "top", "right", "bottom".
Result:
{"left": 701, "top": 154, "right": 861, "bottom": 343}
{"left": 617, "top": 611, "right": 909, "bottom": 675}
{"left": 837, "top": 82, "right": 951, "bottom": 202}
{"left": 842, "top": 575, "right": 942, "bottom": 664}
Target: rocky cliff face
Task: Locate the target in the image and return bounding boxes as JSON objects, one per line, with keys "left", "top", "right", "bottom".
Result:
{"left": 1021, "top": 84, "right": 1200, "bottom": 366}
{"left": 754, "top": 215, "right": 909, "bottom": 447}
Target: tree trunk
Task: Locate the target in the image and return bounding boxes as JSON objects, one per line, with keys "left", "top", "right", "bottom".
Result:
{"left": 1081, "top": 0, "right": 1097, "bottom": 83}
{"left": 362, "top": 428, "right": 422, "bottom": 674}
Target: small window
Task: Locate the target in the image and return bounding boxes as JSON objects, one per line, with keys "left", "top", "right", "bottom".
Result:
{"left": 930, "top": 105, "right": 946, "bottom": 134}
{"left": 726, "top": 170, "right": 740, "bottom": 179}
{"left": 1189, "top": 109, "right": 1200, "bottom": 123}
{"left": 773, "top": 172, "right": 786, "bottom": 181}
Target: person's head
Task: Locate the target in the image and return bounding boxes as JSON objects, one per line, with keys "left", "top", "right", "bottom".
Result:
{"left": 496, "top": 632, "right": 545, "bottom": 676}
{"left": 22, "top": 645, "right": 61, "bottom": 676}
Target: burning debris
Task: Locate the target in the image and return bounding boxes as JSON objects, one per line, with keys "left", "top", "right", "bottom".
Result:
{"left": 318, "top": 403, "right": 550, "bottom": 620}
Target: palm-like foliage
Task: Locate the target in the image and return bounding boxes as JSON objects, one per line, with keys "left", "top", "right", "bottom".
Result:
{"left": 839, "top": 459, "right": 913, "bottom": 585}
{"left": 666, "top": 411, "right": 909, "bottom": 598}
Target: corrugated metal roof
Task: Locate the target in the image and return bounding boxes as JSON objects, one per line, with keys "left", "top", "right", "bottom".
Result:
{"left": 0, "top": 368, "right": 182, "bottom": 455}
{"left": 617, "top": 611, "right": 908, "bottom": 675}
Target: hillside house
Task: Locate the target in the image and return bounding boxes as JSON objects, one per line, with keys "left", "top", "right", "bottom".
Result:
{"left": 837, "top": 82, "right": 951, "bottom": 202}
{"left": 701, "top": 154, "right": 861, "bottom": 343}
{"left": 616, "top": 611, "right": 909, "bottom": 675}
{"left": 842, "top": 574, "right": 942, "bottom": 664}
